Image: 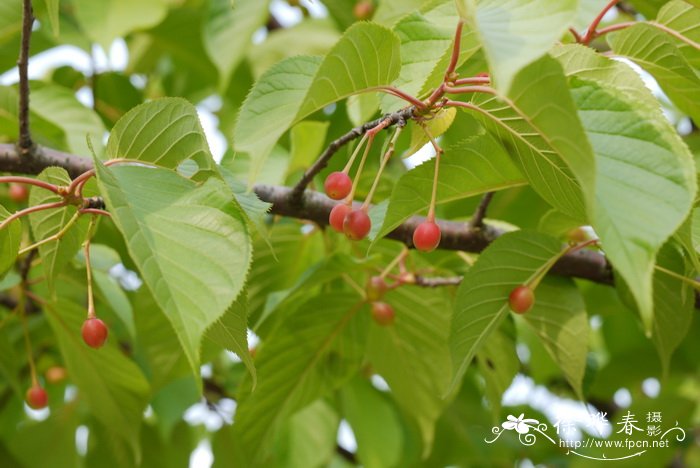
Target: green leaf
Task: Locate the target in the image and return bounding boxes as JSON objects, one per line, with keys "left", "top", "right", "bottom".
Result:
{"left": 553, "top": 44, "right": 696, "bottom": 331}
{"left": 475, "top": 319, "right": 519, "bottom": 417}
{"left": 407, "top": 107, "right": 456, "bottom": 154}
{"left": 521, "top": 276, "right": 589, "bottom": 397}
{"left": 44, "top": 299, "right": 150, "bottom": 461}
{"left": 0, "top": 205, "right": 21, "bottom": 279}
{"left": 105, "top": 98, "right": 211, "bottom": 169}
{"left": 449, "top": 230, "right": 564, "bottom": 394}
{"left": 464, "top": 56, "right": 596, "bottom": 221}
{"left": 235, "top": 22, "right": 401, "bottom": 183}
{"left": 366, "top": 285, "right": 452, "bottom": 454}
{"left": 373, "top": 132, "right": 525, "bottom": 241}
{"left": 205, "top": 292, "right": 256, "bottom": 386}
{"left": 8, "top": 406, "right": 79, "bottom": 467}
{"left": 458, "top": 0, "right": 578, "bottom": 92}
{"left": 93, "top": 164, "right": 252, "bottom": 378}
{"left": 609, "top": 23, "right": 700, "bottom": 124}
{"left": 232, "top": 293, "right": 367, "bottom": 465}
{"left": 650, "top": 244, "right": 694, "bottom": 376}
{"left": 288, "top": 121, "right": 330, "bottom": 177}
{"left": 341, "top": 377, "right": 404, "bottom": 468}
{"left": 657, "top": 0, "right": 700, "bottom": 68}
{"left": 72, "top": 0, "right": 168, "bottom": 50}
{"left": 28, "top": 168, "right": 90, "bottom": 292}
{"left": 204, "top": 0, "right": 270, "bottom": 90}
{"left": 42, "top": 0, "right": 60, "bottom": 36}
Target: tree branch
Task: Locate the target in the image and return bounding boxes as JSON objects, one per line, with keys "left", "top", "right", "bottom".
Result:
{"left": 289, "top": 106, "right": 416, "bottom": 205}
{"left": 17, "top": 0, "right": 35, "bottom": 154}
{"left": 470, "top": 191, "right": 494, "bottom": 229}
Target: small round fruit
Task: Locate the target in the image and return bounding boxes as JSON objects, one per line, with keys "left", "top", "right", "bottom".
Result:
{"left": 45, "top": 366, "right": 67, "bottom": 384}
{"left": 329, "top": 203, "right": 352, "bottom": 232}
{"left": 413, "top": 221, "right": 441, "bottom": 252}
{"left": 8, "top": 183, "right": 28, "bottom": 203}
{"left": 371, "top": 302, "right": 395, "bottom": 326}
{"left": 366, "top": 275, "right": 388, "bottom": 301}
{"left": 324, "top": 172, "right": 352, "bottom": 200}
{"left": 343, "top": 209, "right": 371, "bottom": 240}
{"left": 353, "top": 0, "right": 374, "bottom": 20}
{"left": 25, "top": 385, "right": 48, "bottom": 409}
{"left": 508, "top": 285, "right": 535, "bottom": 314}
{"left": 81, "top": 318, "right": 108, "bottom": 349}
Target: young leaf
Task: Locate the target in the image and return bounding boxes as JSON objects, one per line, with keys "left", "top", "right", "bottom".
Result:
{"left": 449, "top": 230, "right": 564, "bottom": 394}
{"left": 0, "top": 205, "right": 21, "bottom": 279}
{"left": 521, "top": 276, "right": 589, "bottom": 397}
{"left": 553, "top": 44, "right": 696, "bottom": 332}
{"left": 457, "top": 0, "right": 578, "bottom": 92}
{"left": 235, "top": 22, "right": 401, "bottom": 183}
{"left": 465, "top": 56, "right": 596, "bottom": 221}
{"left": 372, "top": 132, "right": 525, "bottom": 241}
{"left": 93, "top": 164, "right": 252, "bottom": 378}
{"left": 105, "top": 98, "right": 211, "bottom": 169}
{"left": 28, "top": 168, "right": 90, "bottom": 292}
{"left": 231, "top": 293, "right": 368, "bottom": 465}
{"left": 44, "top": 299, "right": 150, "bottom": 461}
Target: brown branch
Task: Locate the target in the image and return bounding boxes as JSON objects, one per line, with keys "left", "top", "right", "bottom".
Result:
{"left": 17, "top": 0, "right": 35, "bottom": 154}
{"left": 470, "top": 191, "right": 495, "bottom": 229}
{"left": 0, "top": 142, "right": 614, "bottom": 287}
{"left": 289, "top": 106, "right": 416, "bottom": 206}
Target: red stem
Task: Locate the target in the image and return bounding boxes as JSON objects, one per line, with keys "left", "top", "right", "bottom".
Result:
{"left": 0, "top": 201, "right": 67, "bottom": 231}
{"left": 590, "top": 21, "right": 636, "bottom": 40}
{"left": 80, "top": 208, "right": 111, "bottom": 217}
{"left": 0, "top": 176, "right": 59, "bottom": 194}
{"left": 453, "top": 76, "right": 490, "bottom": 86}
{"left": 582, "top": 0, "right": 619, "bottom": 44}
{"left": 568, "top": 27, "right": 582, "bottom": 42}
{"left": 445, "top": 21, "right": 464, "bottom": 78}
{"left": 443, "top": 85, "right": 497, "bottom": 96}
{"left": 376, "top": 87, "right": 427, "bottom": 110}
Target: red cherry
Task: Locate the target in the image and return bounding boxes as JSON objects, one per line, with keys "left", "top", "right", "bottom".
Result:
{"left": 353, "top": 0, "right": 374, "bottom": 20}
{"left": 366, "top": 276, "right": 388, "bottom": 301}
{"left": 413, "top": 222, "right": 441, "bottom": 252}
{"left": 8, "top": 183, "right": 28, "bottom": 203}
{"left": 324, "top": 172, "right": 352, "bottom": 200}
{"left": 508, "top": 285, "right": 535, "bottom": 314}
{"left": 343, "top": 209, "right": 372, "bottom": 240}
{"left": 329, "top": 204, "right": 352, "bottom": 232}
{"left": 25, "top": 385, "right": 48, "bottom": 409}
{"left": 81, "top": 318, "right": 108, "bottom": 348}
{"left": 371, "top": 302, "right": 395, "bottom": 326}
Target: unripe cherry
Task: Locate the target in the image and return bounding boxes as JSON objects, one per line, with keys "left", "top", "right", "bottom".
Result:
{"left": 366, "top": 275, "right": 388, "bottom": 301}
{"left": 324, "top": 172, "right": 352, "bottom": 200}
{"left": 371, "top": 301, "right": 395, "bottom": 326}
{"left": 81, "top": 318, "right": 108, "bottom": 348}
{"left": 8, "top": 183, "right": 28, "bottom": 203}
{"left": 508, "top": 285, "right": 535, "bottom": 314}
{"left": 353, "top": 0, "right": 374, "bottom": 20}
{"left": 329, "top": 203, "right": 352, "bottom": 232}
{"left": 25, "top": 385, "right": 48, "bottom": 409}
{"left": 343, "top": 209, "right": 371, "bottom": 240}
{"left": 413, "top": 221, "right": 441, "bottom": 252}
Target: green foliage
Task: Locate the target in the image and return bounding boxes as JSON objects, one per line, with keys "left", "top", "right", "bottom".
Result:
{"left": 0, "top": 1, "right": 698, "bottom": 467}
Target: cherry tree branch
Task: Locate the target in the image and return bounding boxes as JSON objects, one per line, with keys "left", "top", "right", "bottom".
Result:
{"left": 17, "top": 0, "right": 35, "bottom": 154}
{"left": 470, "top": 191, "right": 495, "bottom": 229}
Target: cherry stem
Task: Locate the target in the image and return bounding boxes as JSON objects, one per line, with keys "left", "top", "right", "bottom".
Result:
{"left": 0, "top": 176, "right": 59, "bottom": 194}
{"left": 582, "top": 0, "right": 619, "bottom": 44}
{"left": 84, "top": 216, "right": 97, "bottom": 320}
{"left": 80, "top": 208, "right": 111, "bottom": 217}
{"left": 346, "top": 134, "right": 375, "bottom": 206}
{"left": 361, "top": 126, "right": 402, "bottom": 210}
{"left": 568, "top": 27, "right": 582, "bottom": 42}
{"left": 19, "top": 297, "right": 38, "bottom": 386}
{"left": 342, "top": 133, "right": 370, "bottom": 174}
{"left": 443, "top": 85, "right": 497, "bottom": 96}
{"left": 379, "top": 247, "right": 409, "bottom": 279}
{"left": 0, "top": 201, "right": 67, "bottom": 231}
{"left": 420, "top": 123, "right": 443, "bottom": 222}
{"left": 453, "top": 76, "right": 490, "bottom": 86}
{"left": 445, "top": 21, "right": 464, "bottom": 79}
{"left": 655, "top": 265, "right": 700, "bottom": 291}
{"left": 374, "top": 86, "right": 427, "bottom": 110}
{"left": 18, "top": 209, "right": 81, "bottom": 256}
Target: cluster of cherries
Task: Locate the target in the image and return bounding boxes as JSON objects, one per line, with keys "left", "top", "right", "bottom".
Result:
{"left": 324, "top": 172, "right": 442, "bottom": 251}
{"left": 366, "top": 275, "right": 395, "bottom": 326}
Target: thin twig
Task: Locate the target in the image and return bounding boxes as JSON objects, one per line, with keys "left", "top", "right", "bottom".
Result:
{"left": 470, "top": 192, "right": 495, "bottom": 229}
{"left": 289, "top": 106, "right": 415, "bottom": 205}
{"left": 582, "top": 0, "right": 619, "bottom": 44}
{"left": 0, "top": 201, "right": 67, "bottom": 231}
{"left": 17, "top": 0, "right": 35, "bottom": 154}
